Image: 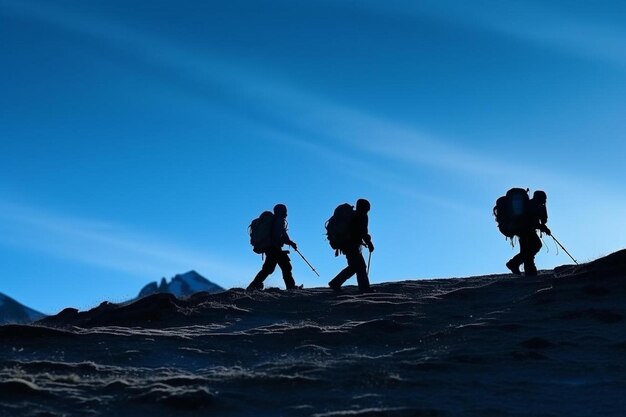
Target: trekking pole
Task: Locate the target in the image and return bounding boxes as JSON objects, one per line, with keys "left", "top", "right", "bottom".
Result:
{"left": 551, "top": 234, "right": 578, "bottom": 265}
{"left": 367, "top": 251, "right": 372, "bottom": 276}
{"left": 294, "top": 249, "right": 320, "bottom": 277}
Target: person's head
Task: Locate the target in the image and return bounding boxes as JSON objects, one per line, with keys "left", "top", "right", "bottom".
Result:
{"left": 533, "top": 190, "right": 547, "bottom": 204}
{"left": 273, "top": 203, "right": 288, "bottom": 217}
{"left": 356, "top": 198, "right": 371, "bottom": 213}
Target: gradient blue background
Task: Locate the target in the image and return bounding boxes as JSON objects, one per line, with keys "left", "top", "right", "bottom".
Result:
{"left": 1, "top": 0, "right": 625, "bottom": 314}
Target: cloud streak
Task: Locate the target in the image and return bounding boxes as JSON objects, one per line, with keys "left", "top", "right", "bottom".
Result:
{"left": 261, "top": 127, "right": 482, "bottom": 215}
{"left": 1, "top": 0, "right": 526, "bottom": 183}
{"left": 4, "top": 0, "right": 625, "bottom": 262}
{"left": 476, "top": 1, "right": 626, "bottom": 68}
{"left": 0, "top": 201, "right": 251, "bottom": 282}
{"left": 347, "top": 0, "right": 626, "bottom": 68}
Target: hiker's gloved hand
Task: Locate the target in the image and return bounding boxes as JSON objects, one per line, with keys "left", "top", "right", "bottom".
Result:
{"left": 540, "top": 225, "right": 551, "bottom": 236}
{"left": 366, "top": 241, "right": 375, "bottom": 252}
{"left": 289, "top": 241, "right": 298, "bottom": 250}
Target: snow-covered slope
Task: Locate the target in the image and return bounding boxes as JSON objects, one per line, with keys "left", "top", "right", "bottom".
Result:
{"left": 137, "top": 270, "right": 224, "bottom": 299}
{"left": 0, "top": 293, "right": 46, "bottom": 324}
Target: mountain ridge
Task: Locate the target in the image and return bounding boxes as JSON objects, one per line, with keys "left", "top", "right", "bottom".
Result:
{"left": 137, "top": 270, "right": 225, "bottom": 299}
{"left": 0, "top": 292, "right": 46, "bottom": 324}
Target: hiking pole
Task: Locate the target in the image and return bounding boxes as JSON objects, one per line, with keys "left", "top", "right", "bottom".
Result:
{"left": 551, "top": 234, "right": 578, "bottom": 265}
{"left": 367, "top": 250, "right": 372, "bottom": 276}
{"left": 294, "top": 249, "right": 320, "bottom": 277}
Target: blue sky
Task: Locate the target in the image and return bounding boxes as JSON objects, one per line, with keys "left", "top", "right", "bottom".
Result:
{"left": 1, "top": 0, "right": 625, "bottom": 314}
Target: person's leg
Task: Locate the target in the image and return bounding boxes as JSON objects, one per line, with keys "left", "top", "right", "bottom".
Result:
{"left": 523, "top": 233, "right": 542, "bottom": 276}
{"left": 506, "top": 242, "right": 524, "bottom": 275}
{"left": 347, "top": 249, "right": 369, "bottom": 291}
{"left": 276, "top": 251, "right": 296, "bottom": 289}
{"left": 329, "top": 265, "right": 354, "bottom": 289}
{"left": 329, "top": 248, "right": 356, "bottom": 289}
{"left": 247, "top": 252, "right": 278, "bottom": 290}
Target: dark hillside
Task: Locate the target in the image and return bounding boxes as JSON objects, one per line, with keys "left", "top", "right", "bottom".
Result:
{"left": 1, "top": 250, "right": 625, "bottom": 416}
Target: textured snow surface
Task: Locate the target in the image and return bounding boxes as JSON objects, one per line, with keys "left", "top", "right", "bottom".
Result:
{"left": 1, "top": 250, "right": 626, "bottom": 416}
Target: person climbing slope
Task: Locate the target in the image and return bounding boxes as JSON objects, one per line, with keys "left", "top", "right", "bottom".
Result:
{"left": 327, "top": 198, "right": 374, "bottom": 292}
{"left": 247, "top": 204, "right": 300, "bottom": 290}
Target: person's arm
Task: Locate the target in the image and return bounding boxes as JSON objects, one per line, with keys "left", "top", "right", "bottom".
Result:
{"left": 280, "top": 219, "right": 297, "bottom": 249}
{"left": 359, "top": 215, "right": 374, "bottom": 251}
{"left": 539, "top": 205, "right": 548, "bottom": 225}
{"left": 538, "top": 206, "right": 550, "bottom": 235}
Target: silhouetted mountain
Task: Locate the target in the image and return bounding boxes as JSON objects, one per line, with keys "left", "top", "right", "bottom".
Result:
{"left": 137, "top": 270, "right": 224, "bottom": 299}
{"left": 0, "top": 293, "right": 45, "bottom": 324}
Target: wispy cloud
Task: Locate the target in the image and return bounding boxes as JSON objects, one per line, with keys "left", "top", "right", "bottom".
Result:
{"left": 245, "top": 86, "right": 596, "bottom": 201}
{"left": 0, "top": 0, "right": 524, "bottom": 181}
{"left": 475, "top": 1, "right": 626, "bottom": 68}
{"left": 3, "top": 0, "right": 622, "bottom": 216}
{"left": 1, "top": 0, "right": 517, "bottom": 211}
{"left": 261, "top": 127, "right": 481, "bottom": 215}
{"left": 0, "top": 201, "right": 251, "bottom": 282}
{"left": 3, "top": 0, "right": 626, "bottom": 271}
{"left": 347, "top": 0, "right": 626, "bottom": 68}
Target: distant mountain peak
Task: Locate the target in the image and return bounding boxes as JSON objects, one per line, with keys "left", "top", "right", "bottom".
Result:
{"left": 138, "top": 271, "right": 225, "bottom": 299}
{"left": 0, "top": 292, "right": 46, "bottom": 324}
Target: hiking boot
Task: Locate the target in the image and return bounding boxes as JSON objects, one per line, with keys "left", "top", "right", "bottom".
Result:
{"left": 328, "top": 281, "right": 342, "bottom": 292}
{"left": 246, "top": 281, "right": 264, "bottom": 291}
{"left": 287, "top": 284, "right": 304, "bottom": 291}
{"left": 524, "top": 265, "right": 538, "bottom": 276}
{"left": 506, "top": 260, "right": 521, "bottom": 275}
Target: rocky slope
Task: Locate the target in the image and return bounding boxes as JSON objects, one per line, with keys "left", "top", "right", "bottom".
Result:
{"left": 1, "top": 250, "right": 625, "bottom": 416}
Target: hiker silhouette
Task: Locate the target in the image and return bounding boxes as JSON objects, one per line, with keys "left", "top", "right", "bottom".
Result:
{"left": 328, "top": 198, "right": 374, "bottom": 292}
{"left": 247, "top": 204, "right": 300, "bottom": 290}
{"left": 505, "top": 190, "right": 551, "bottom": 276}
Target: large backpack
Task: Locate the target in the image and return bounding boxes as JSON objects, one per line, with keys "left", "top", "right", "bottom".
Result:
{"left": 249, "top": 211, "right": 274, "bottom": 254}
{"left": 325, "top": 203, "right": 355, "bottom": 250}
{"left": 493, "top": 188, "right": 529, "bottom": 238}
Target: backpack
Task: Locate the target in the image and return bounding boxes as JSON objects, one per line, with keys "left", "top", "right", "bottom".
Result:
{"left": 325, "top": 203, "right": 355, "bottom": 250}
{"left": 249, "top": 211, "right": 274, "bottom": 254}
{"left": 493, "top": 188, "right": 529, "bottom": 238}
